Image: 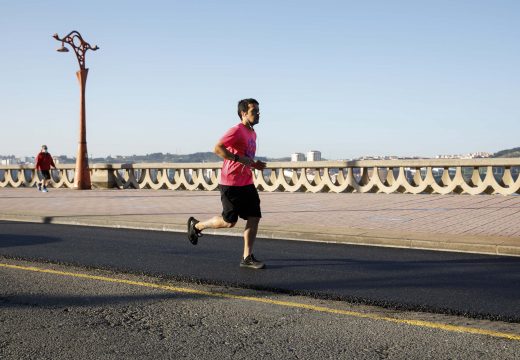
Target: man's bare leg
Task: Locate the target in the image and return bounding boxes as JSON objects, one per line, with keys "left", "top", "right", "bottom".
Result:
{"left": 195, "top": 216, "right": 235, "bottom": 231}
{"left": 243, "top": 217, "right": 260, "bottom": 259}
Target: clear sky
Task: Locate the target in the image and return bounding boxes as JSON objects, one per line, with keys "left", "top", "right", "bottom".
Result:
{"left": 1, "top": 0, "right": 519, "bottom": 160}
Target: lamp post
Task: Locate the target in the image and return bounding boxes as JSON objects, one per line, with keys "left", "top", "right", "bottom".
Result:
{"left": 53, "top": 31, "right": 99, "bottom": 190}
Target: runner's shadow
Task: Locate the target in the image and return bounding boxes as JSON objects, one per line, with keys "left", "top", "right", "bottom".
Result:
{"left": 0, "top": 234, "right": 61, "bottom": 248}
{"left": 264, "top": 256, "right": 520, "bottom": 270}
{"left": 263, "top": 258, "right": 359, "bottom": 270}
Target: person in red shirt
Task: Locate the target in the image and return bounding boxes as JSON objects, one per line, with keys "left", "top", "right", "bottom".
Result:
{"left": 35, "top": 145, "right": 57, "bottom": 192}
{"left": 187, "top": 98, "right": 267, "bottom": 269}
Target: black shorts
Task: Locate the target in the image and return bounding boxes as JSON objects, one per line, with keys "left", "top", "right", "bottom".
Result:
{"left": 38, "top": 170, "right": 51, "bottom": 180}
{"left": 220, "top": 184, "right": 261, "bottom": 223}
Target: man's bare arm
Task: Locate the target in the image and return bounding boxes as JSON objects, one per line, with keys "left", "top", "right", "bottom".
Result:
{"left": 214, "top": 143, "right": 265, "bottom": 170}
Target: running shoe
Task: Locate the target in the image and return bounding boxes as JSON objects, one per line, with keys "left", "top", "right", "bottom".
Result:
{"left": 240, "top": 254, "right": 265, "bottom": 269}
{"left": 187, "top": 217, "right": 202, "bottom": 245}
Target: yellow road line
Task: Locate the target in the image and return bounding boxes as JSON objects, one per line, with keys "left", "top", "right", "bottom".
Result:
{"left": 1, "top": 262, "right": 519, "bottom": 341}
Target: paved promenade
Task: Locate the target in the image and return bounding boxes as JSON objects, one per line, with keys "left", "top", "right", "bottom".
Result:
{"left": 1, "top": 188, "right": 519, "bottom": 256}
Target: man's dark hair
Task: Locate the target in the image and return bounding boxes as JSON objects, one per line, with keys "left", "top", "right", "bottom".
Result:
{"left": 237, "top": 98, "right": 259, "bottom": 119}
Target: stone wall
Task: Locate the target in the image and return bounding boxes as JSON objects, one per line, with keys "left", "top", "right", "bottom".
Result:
{"left": 2, "top": 159, "right": 520, "bottom": 195}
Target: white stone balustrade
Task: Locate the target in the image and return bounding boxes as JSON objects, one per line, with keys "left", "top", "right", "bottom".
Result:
{"left": 1, "top": 159, "right": 520, "bottom": 195}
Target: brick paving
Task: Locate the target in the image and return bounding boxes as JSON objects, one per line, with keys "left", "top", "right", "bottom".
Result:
{"left": 1, "top": 188, "right": 519, "bottom": 256}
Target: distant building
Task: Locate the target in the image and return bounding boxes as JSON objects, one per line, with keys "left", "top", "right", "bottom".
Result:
{"left": 0, "top": 156, "right": 20, "bottom": 165}
{"left": 307, "top": 150, "right": 322, "bottom": 162}
{"left": 469, "top": 152, "right": 493, "bottom": 158}
{"left": 436, "top": 152, "right": 493, "bottom": 159}
{"left": 291, "top": 153, "right": 305, "bottom": 162}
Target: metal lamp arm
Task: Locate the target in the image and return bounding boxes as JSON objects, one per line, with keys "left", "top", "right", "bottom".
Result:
{"left": 53, "top": 31, "right": 99, "bottom": 69}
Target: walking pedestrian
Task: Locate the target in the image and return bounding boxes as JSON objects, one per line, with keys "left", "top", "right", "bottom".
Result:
{"left": 35, "top": 145, "right": 57, "bottom": 192}
{"left": 187, "top": 98, "right": 267, "bottom": 269}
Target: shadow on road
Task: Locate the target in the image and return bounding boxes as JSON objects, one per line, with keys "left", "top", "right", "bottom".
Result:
{"left": 0, "top": 233, "right": 61, "bottom": 248}
{"left": 0, "top": 292, "right": 199, "bottom": 309}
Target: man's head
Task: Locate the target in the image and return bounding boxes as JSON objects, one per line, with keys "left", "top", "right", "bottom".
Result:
{"left": 237, "top": 98, "right": 260, "bottom": 126}
{"left": 41, "top": 145, "right": 48, "bottom": 153}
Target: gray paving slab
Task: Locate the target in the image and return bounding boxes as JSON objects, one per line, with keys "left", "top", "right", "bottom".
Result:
{"left": 0, "top": 188, "right": 519, "bottom": 256}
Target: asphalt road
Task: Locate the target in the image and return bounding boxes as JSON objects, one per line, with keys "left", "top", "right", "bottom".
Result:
{"left": 1, "top": 220, "right": 519, "bottom": 322}
{"left": 4, "top": 259, "right": 520, "bottom": 360}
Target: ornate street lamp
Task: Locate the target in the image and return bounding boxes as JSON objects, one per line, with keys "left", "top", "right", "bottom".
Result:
{"left": 53, "top": 31, "right": 99, "bottom": 189}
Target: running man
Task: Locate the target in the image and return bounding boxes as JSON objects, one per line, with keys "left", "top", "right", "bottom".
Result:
{"left": 187, "top": 98, "right": 267, "bottom": 269}
{"left": 35, "top": 145, "right": 57, "bottom": 192}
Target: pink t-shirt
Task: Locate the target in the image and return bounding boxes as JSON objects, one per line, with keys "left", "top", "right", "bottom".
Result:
{"left": 219, "top": 123, "right": 257, "bottom": 186}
